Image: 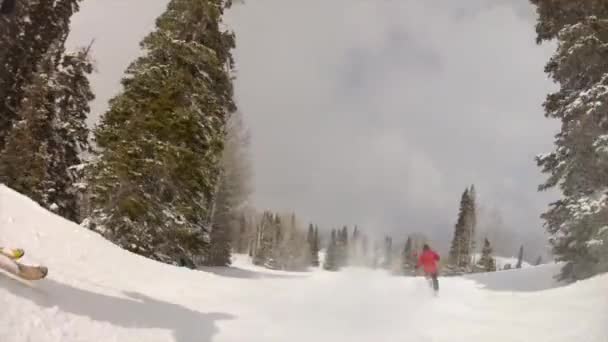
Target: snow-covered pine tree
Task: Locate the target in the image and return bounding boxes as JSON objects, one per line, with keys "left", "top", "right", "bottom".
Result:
{"left": 336, "top": 226, "right": 349, "bottom": 267}
{"left": 401, "top": 236, "right": 414, "bottom": 275}
{"left": 307, "top": 223, "right": 320, "bottom": 267}
{"left": 264, "top": 214, "right": 282, "bottom": 270}
{"left": 0, "top": 0, "right": 83, "bottom": 149}
{"left": 311, "top": 225, "right": 320, "bottom": 267}
{"left": 0, "top": 41, "right": 93, "bottom": 222}
{"left": 467, "top": 184, "right": 477, "bottom": 263}
{"left": 252, "top": 212, "right": 273, "bottom": 265}
{"left": 448, "top": 188, "right": 473, "bottom": 273}
{"left": 55, "top": 45, "right": 95, "bottom": 222}
{"left": 0, "top": 70, "right": 52, "bottom": 207}
{"left": 383, "top": 236, "right": 393, "bottom": 269}
{"left": 205, "top": 110, "right": 252, "bottom": 266}
{"left": 323, "top": 229, "right": 340, "bottom": 271}
{"left": 204, "top": 171, "right": 232, "bottom": 266}
{"left": 476, "top": 238, "right": 496, "bottom": 273}
{"left": 220, "top": 110, "right": 253, "bottom": 253}
{"left": 361, "top": 234, "right": 369, "bottom": 266}
{"left": 279, "top": 213, "right": 309, "bottom": 271}
{"left": 234, "top": 213, "right": 248, "bottom": 253}
{"left": 530, "top": 0, "right": 608, "bottom": 280}
{"left": 307, "top": 223, "right": 314, "bottom": 254}
{"left": 87, "top": 0, "right": 236, "bottom": 267}
{"left": 516, "top": 245, "right": 524, "bottom": 269}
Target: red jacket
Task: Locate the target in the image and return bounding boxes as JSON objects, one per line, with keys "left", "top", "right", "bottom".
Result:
{"left": 417, "top": 250, "right": 440, "bottom": 274}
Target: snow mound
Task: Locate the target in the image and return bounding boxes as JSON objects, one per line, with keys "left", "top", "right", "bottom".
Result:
{"left": 465, "top": 262, "right": 563, "bottom": 292}
{"left": 0, "top": 185, "right": 605, "bottom": 342}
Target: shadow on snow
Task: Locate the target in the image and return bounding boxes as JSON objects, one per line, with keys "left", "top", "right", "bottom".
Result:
{"left": 198, "top": 265, "right": 309, "bottom": 279}
{"left": 0, "top": 273, "right": 234, "bottom": 342}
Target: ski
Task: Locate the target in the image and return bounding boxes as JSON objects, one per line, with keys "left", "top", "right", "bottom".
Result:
{"left": 0, "top": 253, "right": 47, "bottom": 281}
{"left": 0, "top": 247, "right": 24, "bottom": 260}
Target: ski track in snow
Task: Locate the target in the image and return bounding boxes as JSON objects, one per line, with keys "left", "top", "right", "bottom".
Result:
{"left": 0, "top": 186, "right": 605, "bottom": 342}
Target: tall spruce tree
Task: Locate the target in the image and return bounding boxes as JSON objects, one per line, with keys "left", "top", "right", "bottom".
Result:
{"left": 401, "top": 236, "right": 414, "bottom": 275}
{"left": 0, "top": 0, "right": 83, "bottom": 149}
{"left": 323, "top": 229, "right": 339, "bottom": 271}
{"left": 311, "top": 225, "right": 320, "bottom": 267}
{"left": 204, "top": 171, "right": 232, "bottom": 266}
{"left": 336, "top": 226, "right": 349, "bottom": 267}
{"left": 448, "top": 188, "right": 474, "bottom": 272}
{"left": 0, "top": 42, "right": 93, "bottom": 222}
{"left": 87, "top": 0, "right": 236, "bottom": 266}
{"left": 205, "top": 111, "right": 252, "bottom": 266}
{"left": 383, "top": 236, "right": 393, "bottom": 269}
{"left": 252, "top": 212, "right": 274, "bottom": 266}
{"left": 467, "top": 185, "right": 477, "bottom": 261}
{"left": 516, "top": 245, "right": 524, "bottom": 269}
{"left": 307, "top": 223, "right": 320, "bottom": 267}
{"left": 531, "top": 0, "right": 608, "bottom": 280}
{"left": 361, "top": 234, "right": 369, "bottom": 265}
{"left": 221, "top": 110, "right": 253, "bottom": 254}
{"left": 476, "top": 238, "right": 496, "bottom": 273}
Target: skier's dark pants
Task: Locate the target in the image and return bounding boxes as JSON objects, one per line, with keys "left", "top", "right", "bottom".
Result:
{"left": 426, "top": 272, "right": 439, "bottom": 291}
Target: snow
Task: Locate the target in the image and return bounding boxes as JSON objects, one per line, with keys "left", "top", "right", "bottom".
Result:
{"left": 0, "top": 185, "right": 606, "bottom": 341}
{"left": 472, "top": 253, "right": 532, "bottom": 269}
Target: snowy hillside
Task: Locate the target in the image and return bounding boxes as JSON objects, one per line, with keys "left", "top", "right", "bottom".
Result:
{"left": 0, "top": 185, "right": 605, "bottom": 342}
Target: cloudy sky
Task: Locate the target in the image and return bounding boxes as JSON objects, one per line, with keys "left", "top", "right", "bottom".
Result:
{"left": 67, "top": 0, "right": 559, "bottom": 256}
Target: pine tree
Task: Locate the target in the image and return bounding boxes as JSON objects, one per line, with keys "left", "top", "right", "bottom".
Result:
{"left": 401, "top": 236, "right": 414, "bottom": 275}
{"left": 448, "top": 188, "right": 473, "bottom": 273}
{"left": 206, "top": 114, "right": 253, "bottom": 266}
{"left": 516, "top": 245, "right": 524, "bottom": 269}
{"left": 467, "top": 184, "right": 477, "bottom": 262}
{"left": 219, "top": 110, "right": 252, "bottom": 256}
{"left": 361, "top": 234, "right": 369, "bottom": 265}
{"left": 0, "top": 0, "right": 83, "bottom": 149}
{"left": 204, "top": 172, "right": 232, "bottom": 266}
{"left": 307, "top": 224, "right": 320, "bottom": 267}
{"left": 336, "top": 226, "right": 349, "bottom": 267}
{"left": 476, "top": 238, "right": 496, "bottom": 273}
{"left": 86, "top": 0, "right": 236, "bottom": 267}
{"left": 383, "top": 236, "right": 393, "bottom": 269}
{"left": 252, "top": 212, "right": 273, "bottom": 266}
{"left": 54, "top": 45, "right": 95, "bottom": 221}
{"left": 323, "top": 230, "right": 340, "bottom": 271}
{"left": 283, "top": 213, "right": 308, "bottom": 271}
{"left": 310, "top": 225, "right": 320, "bottom": 267}
{"left": 265, "top": 214, "right": 282, "bottom": 269}
{"left": 234, "top": 213, "right": 248, "bottom": 253}
{"left": 350, "top": 225, "right": 361, "bottom": 265}
{"left": 0, "top": 42, "right": 93, "bottom": 222}
{"left": 307, "top": 224, "right": 314, "bottom": 248}
{"left": 530, "top": 0, "right": 608, "bottom": 281}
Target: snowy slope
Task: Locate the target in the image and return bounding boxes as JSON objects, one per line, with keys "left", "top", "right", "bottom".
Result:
{"left": 0, "top": 185, "right": 606, "bottom": 342}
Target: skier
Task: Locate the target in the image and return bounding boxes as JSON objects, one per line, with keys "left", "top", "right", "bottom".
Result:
{"left": 415, "top": 244, "right": 440, "bottom": 292}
